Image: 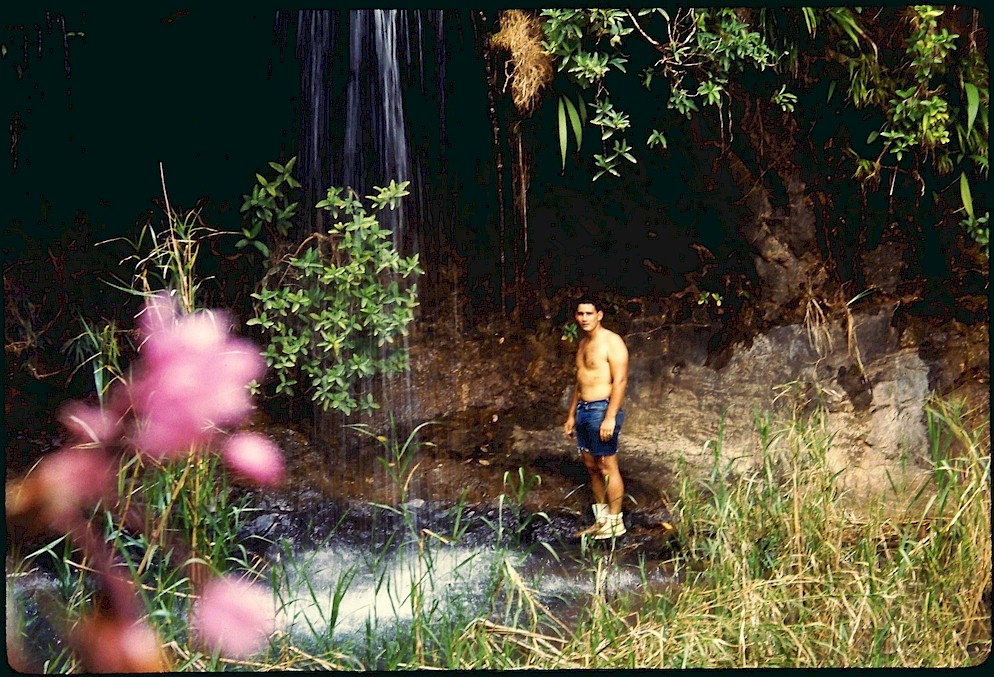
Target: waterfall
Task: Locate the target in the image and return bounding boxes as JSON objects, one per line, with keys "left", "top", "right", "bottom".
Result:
{"left": 295, "top": 9, "right": 335, "bottom": 235}
{"left": 295, "top": 9, "right": 448, "bottom": 506}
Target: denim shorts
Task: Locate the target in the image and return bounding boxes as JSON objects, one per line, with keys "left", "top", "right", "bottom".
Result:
{"left": 575, "top": 398, "right": 624, "bottom": 457}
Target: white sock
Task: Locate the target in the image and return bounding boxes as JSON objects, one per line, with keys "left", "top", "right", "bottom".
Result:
{"left": 593, "top": 503, "right": 608, "bottom": 521}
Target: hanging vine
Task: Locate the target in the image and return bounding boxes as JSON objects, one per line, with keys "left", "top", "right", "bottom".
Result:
{"left": 487, "top": 9, "right": 555, "bottom": 316}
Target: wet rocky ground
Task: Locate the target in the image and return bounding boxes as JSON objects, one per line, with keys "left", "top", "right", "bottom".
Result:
{"left": 232, "top": 414, "right": 681, "bottom": 566}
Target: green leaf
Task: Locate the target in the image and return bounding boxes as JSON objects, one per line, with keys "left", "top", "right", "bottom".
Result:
{"left": 558, "top": 96, "right": 568, "bottom": 171}
{"left": 965, "top": 82, "right": 979, "bottom": 135}
{"left": 254, "top": 240, "right": 270, "bottom": 257}
{"left": 960, "top": 172, "right": 974, "bottom": 220}
{"left": 563, "top": 95, "right": 583, "bottom": 152}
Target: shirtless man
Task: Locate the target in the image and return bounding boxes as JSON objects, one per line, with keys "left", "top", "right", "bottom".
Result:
{"left": 563, "top": 295, "right": 629, "bottom": 539}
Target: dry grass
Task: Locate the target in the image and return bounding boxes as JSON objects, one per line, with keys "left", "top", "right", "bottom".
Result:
{"left": 450, "top": 403, "right": 990, "bottom": 668}
{"left": 491, "top": 10, "right": 554, "bottom": 115}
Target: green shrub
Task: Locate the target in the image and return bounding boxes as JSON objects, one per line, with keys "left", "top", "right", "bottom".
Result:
{"left": 249, "top": 180, "right": 422, "bottom": 414}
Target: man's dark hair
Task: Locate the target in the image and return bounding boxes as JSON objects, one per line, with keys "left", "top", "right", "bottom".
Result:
{"left": 574, "top": 293, "right": 603, "bottom": 313}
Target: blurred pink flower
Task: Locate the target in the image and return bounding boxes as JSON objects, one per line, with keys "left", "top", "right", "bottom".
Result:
{"left": 58, "top": 401, "right": 122, "bottom": 446}
{"left": 191, "top": 576, "right": 275, "bottom": 658}
{"left": 72, "top": 611, "right": 166, "bottom": 673}
{"left": 33, "top": 446, "right": 115, "bottom": 530}
{"left": 128, "top": 294, "right": 266, "bottom": 458}
{"left": 222, "top": 433, "right": 285, "bottom": 486}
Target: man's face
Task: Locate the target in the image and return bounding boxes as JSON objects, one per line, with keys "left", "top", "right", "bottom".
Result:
{"left": 575, "top": 303, "right": 602, "bottom": 332}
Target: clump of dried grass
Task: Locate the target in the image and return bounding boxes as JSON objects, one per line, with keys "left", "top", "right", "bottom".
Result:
{"left": 491, "top": 10, "right": 553, "bottom": 115}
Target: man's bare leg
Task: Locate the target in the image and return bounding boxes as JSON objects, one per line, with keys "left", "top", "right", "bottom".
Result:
{"left": 589, "top": 455, "right": 626, "bottom": 539}
{"left": 581, "top": 451, "right": 607, "bottom": 505}
{"left": 598, "top": 455, "right": 625, "bottom": 515}
{"left": 574, "top": 451, "right": 610, "bottom": 536}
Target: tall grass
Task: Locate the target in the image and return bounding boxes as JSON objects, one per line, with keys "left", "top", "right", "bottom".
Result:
{"left": 10, "top": 396, "right": 989, "bottom": 670}
{"left": 216, "top": 399, "right": 992, "bottom": 669}
{"left": 541, "top": 399, "right": 990, "bottom": 668}
{"left": 283, "top": 399, "right": 988, "bottom": 669}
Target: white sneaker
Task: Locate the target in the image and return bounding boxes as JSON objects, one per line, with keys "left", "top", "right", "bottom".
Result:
{"left": 574, "top": 520, "right": 608, "bottom": 537}
{"left": 574, "top": 503, "right": 611, "bottom": 537}
{"left": 592, "top": 513, "right": 626, "bottom": 539}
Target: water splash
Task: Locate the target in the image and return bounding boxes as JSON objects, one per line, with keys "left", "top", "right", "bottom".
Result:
{"left": 275, "top": 540, "right": 676, "bottom": 644}
{"left": 295, "top": 10, "right": 449, "bottom": 505}
{"left": 277, "top": 544, "right": 501, "bottom": 640}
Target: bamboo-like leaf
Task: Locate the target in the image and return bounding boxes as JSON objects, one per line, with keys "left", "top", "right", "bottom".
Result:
{"left": 965, "top": 82, "right": 979, "bottom": 135}
{"left": 830, "top": 8, "right": 866, "bottom": 46}
{"left": 577, "top": 92, "right": 587, "bottom": 124}
{"left": 960, "top": 172, "right": 974, "bottom": 220}
{"left": 563, "top": 95, "right": 583, "bottom": 151}
{"left": 558, "top": 96, "right": 568, "bottom": 171}
{"left": 827, "top": 80, "right": 836, "bottom": 103}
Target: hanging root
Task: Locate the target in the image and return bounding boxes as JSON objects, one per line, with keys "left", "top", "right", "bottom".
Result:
{"left": 491, "top": 10, "right": 554, "bottom": 115}
{"left": 803, "top": 295, "right": 833, "bottom": 357}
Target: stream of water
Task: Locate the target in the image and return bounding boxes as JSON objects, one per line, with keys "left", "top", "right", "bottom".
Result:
{"left": 274, "top": 536, "right": 675, "bottom": 645}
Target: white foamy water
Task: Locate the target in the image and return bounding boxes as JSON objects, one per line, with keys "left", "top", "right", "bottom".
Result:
{"left": 276, "top": 543, "right": 516, "bottom": 639}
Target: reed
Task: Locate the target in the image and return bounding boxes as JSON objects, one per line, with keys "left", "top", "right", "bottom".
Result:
{"left": 9, "top": 398, "right": 988, "bottom": 670}
{"left": 547, "top": 399, "right": 991, "bottom": 668}
{"left": 256, "top": 400, "right": 990, "bottom": 669}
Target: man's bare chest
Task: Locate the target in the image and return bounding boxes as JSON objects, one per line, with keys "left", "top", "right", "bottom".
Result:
{"left": 578, "top": 340, "right": 608, "bottom": 370}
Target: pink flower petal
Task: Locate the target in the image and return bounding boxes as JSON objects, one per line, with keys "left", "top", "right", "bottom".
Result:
{"left": 133, "top": 415, "right": 211, "bottom": 459}
{"left": 36, "top": 446, "right": 115, "bottom": 528}
{"left": 72, "top": 613, "right": 167, "bottom": 673}
{"left": 127, "top": 295, "right": 267, "bottom": 458}
{"left": 222, "top": 433, "right": 284, "bottom": 486}
{"left": 138, "top": 292, "right": 177, "bottom": 339}
{"left": 58, "top": 402, "right": 122, "bottom": 445}
{"left": 191, "top": 577, "right": 275, "bottom": 658}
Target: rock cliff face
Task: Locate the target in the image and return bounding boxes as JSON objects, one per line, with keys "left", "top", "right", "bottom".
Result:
{"left": 385, "top": 305, "right": 987, "bottom": 509}
{"left": 617, "top": 310, "right": 934, "bottom": 501}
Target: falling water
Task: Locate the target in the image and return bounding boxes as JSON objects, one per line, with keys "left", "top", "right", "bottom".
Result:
{"left": 295, "top": 10, "right": 448, "bottom": 506}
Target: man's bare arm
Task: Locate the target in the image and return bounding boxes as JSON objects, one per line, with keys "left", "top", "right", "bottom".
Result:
{"left": 599, "top": 333, "right": 628, "bottom": 440}
{"left": 605, "top": 334, "right": 629, "bottom": 419}
{"left": 564, "top": 383, "right": 580, "bottom": 438}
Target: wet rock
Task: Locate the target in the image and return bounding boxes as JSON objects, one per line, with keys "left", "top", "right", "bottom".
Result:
{"left": 518, "top": 509, "right": 583, "bottom": 547}
{"left": 6, "top": 571, "right": 66, "bottom": 668}
{"left": 837, "top": 365, "right": 872, "bottom": 411}
{"left": 234, "top": 304, "right": 985, "bottom": 556}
